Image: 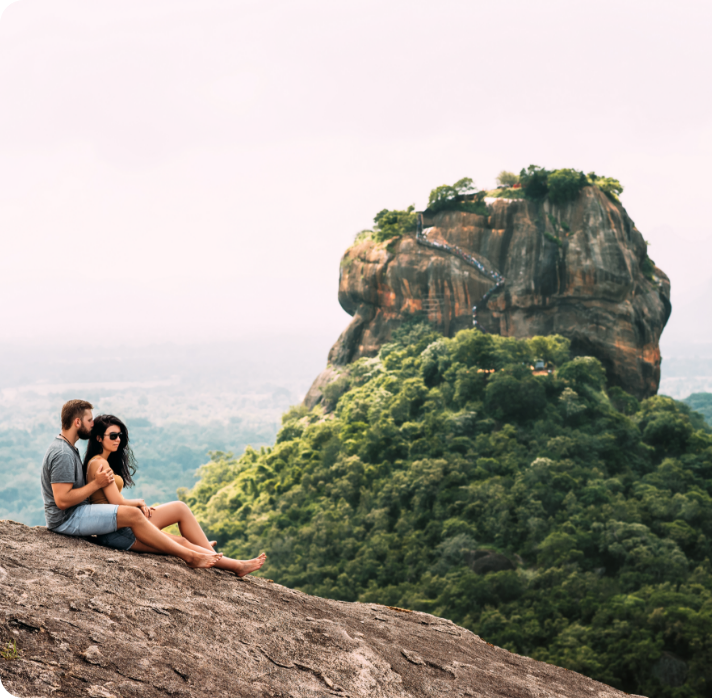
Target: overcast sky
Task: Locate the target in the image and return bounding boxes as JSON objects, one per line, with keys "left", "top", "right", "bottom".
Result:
{"left": 0, "top": 0, "right": 710, "bottom": 357}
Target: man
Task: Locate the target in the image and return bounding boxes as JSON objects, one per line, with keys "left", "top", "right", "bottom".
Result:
{"left": 41, "top": 399, "right": 222, "bottom": 568}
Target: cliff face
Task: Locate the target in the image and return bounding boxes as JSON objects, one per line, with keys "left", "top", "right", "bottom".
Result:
{"left": 0, "top": 521, "right": 644, "bottom": 698}
{"left": 312, "top": 186, "right": 669, "bottom": 402}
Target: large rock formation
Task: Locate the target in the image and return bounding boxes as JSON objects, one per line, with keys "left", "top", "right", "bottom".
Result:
{"left": 307, "top": 186, "right": 670, "bottom": 405}
{"left": 0, "top": 520, "right": 645, "bottom": 698}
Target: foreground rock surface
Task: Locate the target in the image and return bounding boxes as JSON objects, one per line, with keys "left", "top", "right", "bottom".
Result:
{"left": 309, "top": 186, "right": 670, "bottom": 403}
{"left": 0, "top": 521, "right": 643, "bottom": 698}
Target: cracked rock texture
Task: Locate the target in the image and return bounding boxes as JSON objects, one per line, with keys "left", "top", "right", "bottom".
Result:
{"left": 307, "top": 186, "right": 670, "bottom": 405}
{"left": 0, "top": 521, "right": 645, "bottom": 698}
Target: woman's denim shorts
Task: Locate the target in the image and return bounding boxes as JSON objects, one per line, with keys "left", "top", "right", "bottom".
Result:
{"left": 52, "top": 503, "right": 136, "bottom": 551}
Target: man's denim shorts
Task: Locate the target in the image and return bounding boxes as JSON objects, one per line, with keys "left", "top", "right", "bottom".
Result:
{"left": 52, "top": 503, "right": 136, "bottom": 551}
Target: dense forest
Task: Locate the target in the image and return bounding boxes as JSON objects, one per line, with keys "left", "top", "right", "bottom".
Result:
{"left": 181, "top": 322, "right": 712, "bottom": 698}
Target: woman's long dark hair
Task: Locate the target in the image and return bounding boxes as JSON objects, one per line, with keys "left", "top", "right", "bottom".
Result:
{"left": 83, "top": 414, "right": 137, "bottom": 487}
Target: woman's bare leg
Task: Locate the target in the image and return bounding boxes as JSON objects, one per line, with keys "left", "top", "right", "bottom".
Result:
{"left": 129, "top": 540, "right": 167, "bottom": 554}
{"left": 116, "top": 506, "right": 221, "bottom": 569}
{"left": 148, "top": 502, "right": 213, "bottom": 549}
{"left": 216, "top": 551, "right": 267, "bottom": 577}
{"left": 132, "top": 533, "right": 266, "bottom": 577}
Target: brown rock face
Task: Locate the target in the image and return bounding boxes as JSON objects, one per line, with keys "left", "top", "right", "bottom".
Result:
{"left": 0, "top": 521, "right": 645, "bottom": 698}
{"left": 313, "top": 186, "right": 669, "bottom": 402}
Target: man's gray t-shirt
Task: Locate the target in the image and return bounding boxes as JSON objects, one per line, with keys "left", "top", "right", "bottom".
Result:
{"left": 41, "top": 437, "right": 89, "bottom": 529}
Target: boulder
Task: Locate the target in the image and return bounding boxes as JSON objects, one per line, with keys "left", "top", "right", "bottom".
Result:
{"left": 0, "top": 520, "right": 646, "bottom": 697}
{"left": 309, "top": 186, "right": 670, "bottom": 400}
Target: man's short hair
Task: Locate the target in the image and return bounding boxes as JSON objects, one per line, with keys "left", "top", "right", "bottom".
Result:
{"left": 61, "top": 400, "right": 93, "bottom": 430}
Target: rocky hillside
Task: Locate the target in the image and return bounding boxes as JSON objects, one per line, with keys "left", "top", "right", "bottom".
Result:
{"left": 309, "top": 185, "right": 670, "bottom": 404}
{"left": 0, "top": 521, "right": 644, "bottom": 698}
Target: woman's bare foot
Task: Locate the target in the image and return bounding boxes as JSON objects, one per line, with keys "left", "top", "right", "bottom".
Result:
{"left": 185, "top": 550, "right": 223, "bottom": 569}
{"left": 210, "top": 541, "right": 217, "bottom": 548}
{"left": 231, "top": 552, "right": 267, "bottom": 577}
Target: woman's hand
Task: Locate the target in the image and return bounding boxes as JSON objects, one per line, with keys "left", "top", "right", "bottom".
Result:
{"left": 128, "top": 499, "right": 153, "bottom": 518}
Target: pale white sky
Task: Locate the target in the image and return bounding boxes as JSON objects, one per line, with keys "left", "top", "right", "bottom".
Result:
{"left": 0, "top": 0, "right": 710, "bottom": 353}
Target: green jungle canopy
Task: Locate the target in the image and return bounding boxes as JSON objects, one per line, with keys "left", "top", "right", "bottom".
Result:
{"left": 181, "top": 323, "right": 712, "bottom": 698}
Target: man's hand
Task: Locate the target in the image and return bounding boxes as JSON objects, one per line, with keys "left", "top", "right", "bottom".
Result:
{"left": 94, "top": 462, "right": 115, "bottom": 489}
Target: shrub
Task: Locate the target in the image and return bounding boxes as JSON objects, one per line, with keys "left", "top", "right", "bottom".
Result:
{"left": 428, "top": 177, "right": 476, "bottom": 208}
{"left": 641, "top": 256, "right": 656, "bottom": 282}
{"left": 518, "top": 166, "right": 624, "bottom": 206}
{"left": 496, "top": 171, "right": 520, "bottom": 187}
{"left": 452, "top": 193, "right": 489, "bottom": 216}
{"left": 543, "top": 231, "right": 562, "bottom": 247}
{"left": 547, "top": 168, "right": 588, "bottom": 204}
{"left": 352, "top": 229, "right": 372, "bottom": 244}
{"left": 371, "top": 206, "right": 417, "bottom": 243}
{"left": 519, "top": 165, "right": 551, "bottom": 199}
{"left": 588, "top": 173, "right": 624, "bottom": 203}
{"left": 426, "top": 178, "right": 485, "bottom": 214}
{"left": 485, "top": 188, "right": 527, "bottom": 200}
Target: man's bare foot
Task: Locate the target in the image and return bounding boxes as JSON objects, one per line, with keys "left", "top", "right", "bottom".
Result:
{"left": 233, "top": 552, "right": 267, "bottom": 578}
{"left": 186, "top": 550, "right": 223, "bottom": 569}
{"left": 210, "top": 541, "right": 217, "bottom": 548}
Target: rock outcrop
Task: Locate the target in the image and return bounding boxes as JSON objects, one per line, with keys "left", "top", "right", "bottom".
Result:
{"left": 308, "top": 186, "right": 670, "bottom": 404}
{"left": 0, "top": 520, "right": 645, "bottom": 698}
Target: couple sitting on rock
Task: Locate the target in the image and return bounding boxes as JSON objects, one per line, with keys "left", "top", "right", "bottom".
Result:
{"left": 40, "top": 399, "right": 266, "bottom": 576}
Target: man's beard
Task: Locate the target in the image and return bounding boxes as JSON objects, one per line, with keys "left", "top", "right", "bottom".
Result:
{"left": 77, "top": 425, "right": 92, "bottom": 440}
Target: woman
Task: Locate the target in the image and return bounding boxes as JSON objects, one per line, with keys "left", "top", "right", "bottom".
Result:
{"left": 83, "top": 414, "right": 266, "bottom": 577}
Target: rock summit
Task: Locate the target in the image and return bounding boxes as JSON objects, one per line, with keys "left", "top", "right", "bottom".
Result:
{"left": 307, "top": 186, "right": 669, "bottom": 405}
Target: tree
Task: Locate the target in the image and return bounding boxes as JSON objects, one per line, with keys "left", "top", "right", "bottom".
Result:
{"left": 526, "top": 335, "right": 571, "bottom": 366}
{"left": 371, "top": 206, "right": 417, "bottom": 243}
{"left": 587, "top": 173, "right": 624, "bottom": 203}
{"left": 519, "top": 165, "right": 550, "bottom": 199}
{"left": 484, "top": 366, "right": 547, "bottom": 421}
{"left": 557, "top": 356, "right": 607, "bottom": 391}
{"left": 427, "top": 178, "right": 476, "bottom": 212}
{"left": 496, "top": 171, "right": 520, "bottom": 187}
{"left": 547, "top": 169, "right": 588, "bottom": 204}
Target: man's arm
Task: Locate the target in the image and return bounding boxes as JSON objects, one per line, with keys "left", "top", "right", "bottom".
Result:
{"left": 86, "top": 458, "right": 145, "bottom": 508}
{"left": 52, "top": 462, "right": 114, "bottom": 510}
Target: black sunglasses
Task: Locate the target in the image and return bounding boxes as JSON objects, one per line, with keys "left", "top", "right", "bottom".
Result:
{"left": 104, "top": 432, "right": 124, "bottom": 441}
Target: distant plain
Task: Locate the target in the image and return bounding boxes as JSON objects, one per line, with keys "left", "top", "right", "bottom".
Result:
{"left": 0, "top": 334, "right": 331, "bottom": 525}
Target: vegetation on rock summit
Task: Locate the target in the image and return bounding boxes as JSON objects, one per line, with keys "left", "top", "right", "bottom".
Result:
{"left": 354, "top": 167, "right": 625, "bottom": 247}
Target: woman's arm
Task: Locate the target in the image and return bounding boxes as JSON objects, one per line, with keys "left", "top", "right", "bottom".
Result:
{"left": 87, "top": 459, "right": 146, "bottom": 509}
